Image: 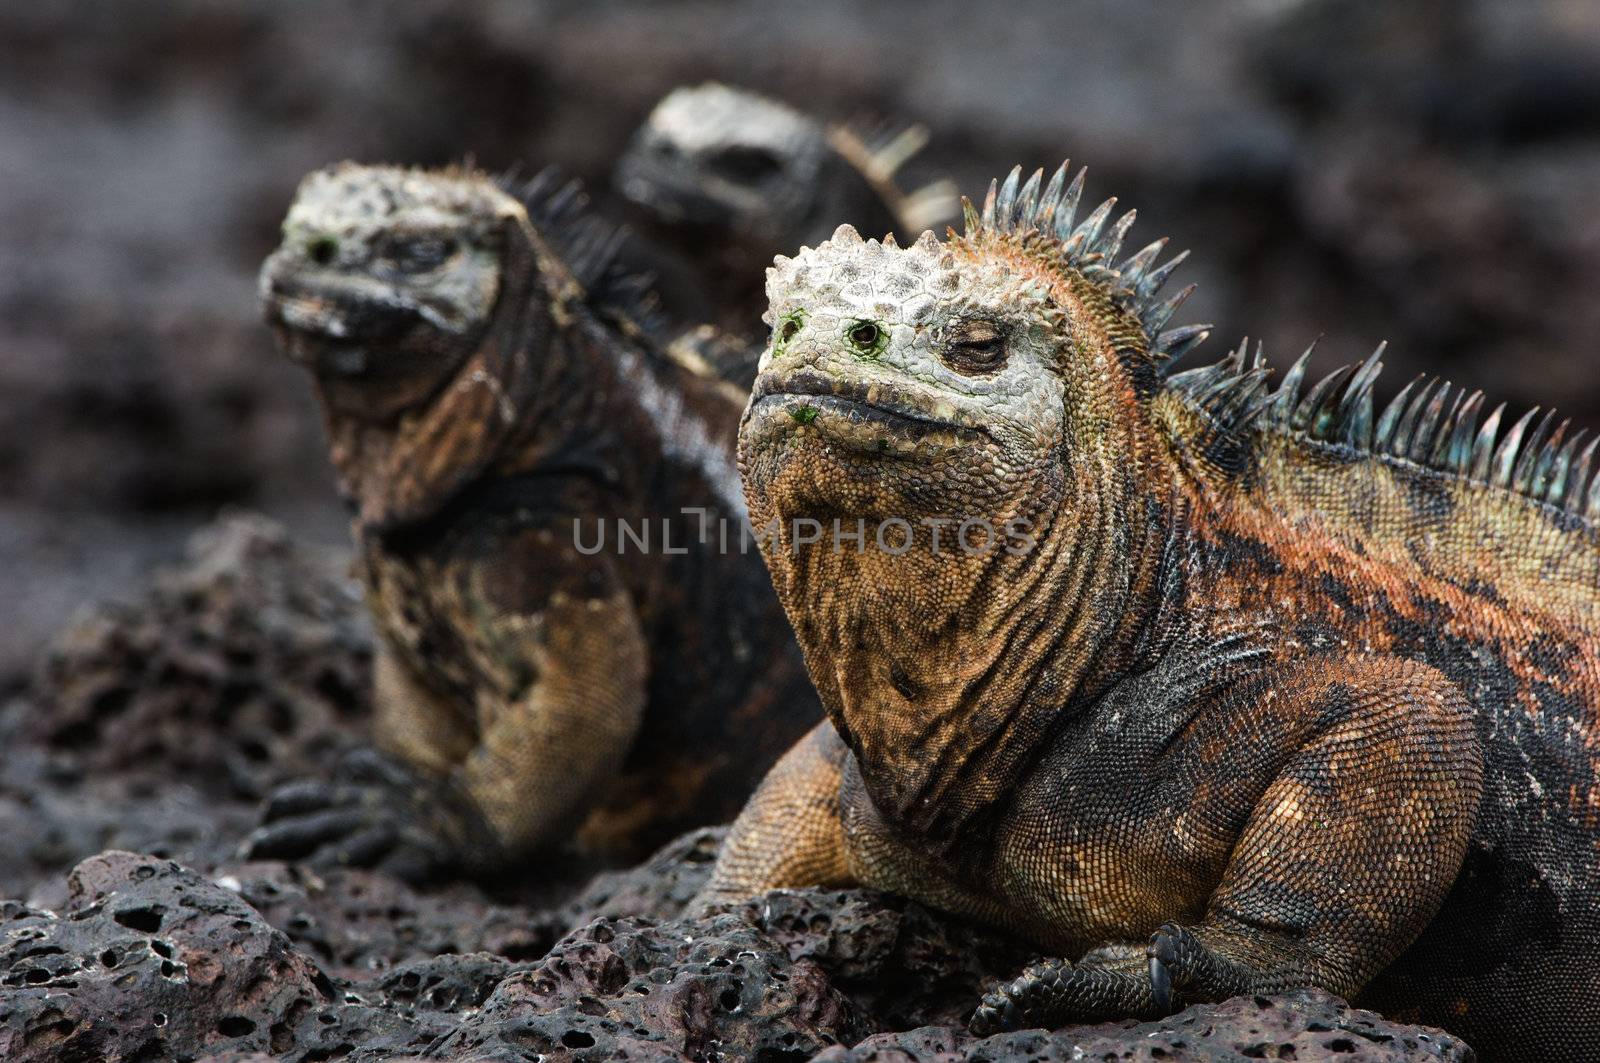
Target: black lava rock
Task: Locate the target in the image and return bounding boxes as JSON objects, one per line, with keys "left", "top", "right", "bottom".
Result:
{"left": 1, "top": 844, "right": 1474, "bottom": 1063}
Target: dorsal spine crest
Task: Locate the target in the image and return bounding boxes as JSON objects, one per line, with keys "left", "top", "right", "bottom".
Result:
{"left": 959, "top": 160, "right": 1597, "bottom": 523}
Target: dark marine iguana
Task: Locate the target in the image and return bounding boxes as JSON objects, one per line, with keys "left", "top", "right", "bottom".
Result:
{"left": 697, "top": 161, "right": 1600, "bottom": 1060}
{"left": 252, "top": 163, "right": 819, "bottom": 877}
{"left": 615, "top": 81, "right": 954, "bottom": 367}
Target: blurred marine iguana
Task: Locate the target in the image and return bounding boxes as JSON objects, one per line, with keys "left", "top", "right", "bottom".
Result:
{"left": 253, "top": 163, "right": 819, "bottom": 877}
{"left": 697, "top": 161, "right": 1600, "bottom": 1061}
{"left": 615, "top": 81, "right": 955, "bottom": 366}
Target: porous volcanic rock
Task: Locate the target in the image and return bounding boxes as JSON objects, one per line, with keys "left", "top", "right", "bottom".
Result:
{"left": 813, "top": 990, "right": 1474, "bottom": 1062}
{"left": 432, "top": 911, "right": 869, "bottom": 1061}
{"left": 0, "top": 512, "right": 371, "bottom": 901}
{"left": 0, "top": 850, "right": 342, "bottom": 1062}
{"left": 26, "top": 510, "right": 371, "bottom": 793}
{"left": 707, "top": 887, "right": 1037, "bottom": 1032}
{"left": 1, "top": 842, "right": 1475, "bottom": 1062}
{"left": 209, "top": 827, "right": 727, "bottom": 984}
{"left": 215, "top": 860, "right": 560, "bottom": 981}
{"left": 553, "top": 825, "right": 725, "bottom": 927}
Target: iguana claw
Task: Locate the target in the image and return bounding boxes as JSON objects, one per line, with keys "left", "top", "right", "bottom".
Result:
{"left": 1149, "top": 952, "right": 1173, "bottom": 1014}
{"left": 967, "top": 991, "right": 1015, "bottom": 1037}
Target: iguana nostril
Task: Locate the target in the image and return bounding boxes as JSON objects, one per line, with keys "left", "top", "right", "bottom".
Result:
{"left": 308, "top": 236, "right": 339, "bottom": 265}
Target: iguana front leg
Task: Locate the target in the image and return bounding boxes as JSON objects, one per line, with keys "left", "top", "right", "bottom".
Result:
{"left": 449, "top": 577, "right": 648, "bottom": 861}
{"left": 246, "top": 539, "right": 648, "bottom": 877}
{"left": 971, "top": 657, "right": 1484, "bottom": 1034}
{"left": 695, "top": 720, "right": 855, "bottom": 907}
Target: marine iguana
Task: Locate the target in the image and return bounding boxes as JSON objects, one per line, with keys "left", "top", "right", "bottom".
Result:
{"left": 614, "top": 81, "right": 954, "bottom": 363}
{"left": 252, "top": 163, "right": 819, "bottom": 877}
{"left": 697, "top": 161, "right": 1600, "bottom": 1060}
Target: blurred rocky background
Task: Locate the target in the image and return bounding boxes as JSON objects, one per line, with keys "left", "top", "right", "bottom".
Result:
{"left": 4, "top": 0, "right": 1599, "bottom": 677}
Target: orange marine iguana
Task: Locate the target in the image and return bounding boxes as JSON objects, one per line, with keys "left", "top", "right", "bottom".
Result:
{"left": 252, "top": 163, "right": 819, "bottom": 877}
{"left": 697, "top": 161, "right": 1600, "bottom": 1059}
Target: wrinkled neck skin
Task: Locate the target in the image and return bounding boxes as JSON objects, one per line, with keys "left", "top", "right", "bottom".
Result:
{"left": 741, "top": 394, "right": 1178, "bottom": 851}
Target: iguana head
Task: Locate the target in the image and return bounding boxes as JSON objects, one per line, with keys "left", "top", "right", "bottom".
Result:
{"left": 742, "top": 163, "right": 1202, "bottom": 566}
{"left": 616, "top": 82, "right": 831, "bottom": 244}
{"left": 260, "top": 163, "right": 521, "bottom": 422}
{"left": 743, "top": 224, "right": 1059, "bottom": 551}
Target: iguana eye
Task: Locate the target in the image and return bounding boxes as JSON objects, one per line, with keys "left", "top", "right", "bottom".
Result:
{"left": 709, "top": 145, "right": 784, "bottom": 184}
{"left": 846, "top": 320, "right": 886, "bottom": 357}
{"left": 307, "top": 236, "right": 339, "bottom": 266}
{"left": 386, "top": 234, "right": 458, "bottom": 274}
{"left": 941, "top": 318, "right": 1007, "bottom": 374}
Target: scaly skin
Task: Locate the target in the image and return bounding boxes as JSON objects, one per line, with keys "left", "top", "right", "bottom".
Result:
{"left": 253, "top": 163, "right": 819, "bottom": 876}
{"left": 615, "top": 81, "right": 954, "bottom": 359}
{"left": 698, "top": 161, "right": 1600, "bottom": 1060}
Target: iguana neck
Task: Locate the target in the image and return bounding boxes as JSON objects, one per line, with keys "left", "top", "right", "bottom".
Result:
{"left": 325, "top": 223, "right": 742, "bottom": 535}
{"left": 493, "top": 222, "right": 746, "bottom": 519}
{"left": 761, "top": 438, "right": 1179, "bottom": 849}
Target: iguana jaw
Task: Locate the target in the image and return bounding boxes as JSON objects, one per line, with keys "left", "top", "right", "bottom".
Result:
{"left": 746, "top": 368, "right": 989, "bottom": 457}
{"left": 262, "top": 268, "right": 479, "bottom": 348}
{"left": 262, "top": 268, "right": 483, "bottom": 423}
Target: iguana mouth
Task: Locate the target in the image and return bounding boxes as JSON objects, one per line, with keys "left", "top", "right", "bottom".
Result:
{"left": 262, "top": 277, "right": 449, "bottom": 381}
{"left": 261, "top": 263, "right": 467, "bottom": 347}
{"left": 262, "top": 273, "right": 478, "bottom": 423}
{"left": 270, "top": 323, "right": 372, "bottom": 377}
{"left": 749, "top": 370, "right": 989, "bottom": 447}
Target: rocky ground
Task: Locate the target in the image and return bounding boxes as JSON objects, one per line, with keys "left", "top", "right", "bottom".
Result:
{"left": 0, "top": 514, "right": 370, "bottom": 903}
{"left": 0, "top": 515, "right": 1477, "bottom": 1060}
{"left": 0, "top": 846, "right": 1474, "bottom": 1062}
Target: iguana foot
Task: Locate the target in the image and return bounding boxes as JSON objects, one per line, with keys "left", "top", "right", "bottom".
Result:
{"left": 970, "top": 958, "right": 1067, "bottom": 1035}
{"left": 1146, "top": 921, "right": 1268, "bottom": 1011}
{"left": 968, "top": 953, "right": 1161, "bottom": 1036}
{"left": 240, "top": 748, "right": 480, "bottom": 882}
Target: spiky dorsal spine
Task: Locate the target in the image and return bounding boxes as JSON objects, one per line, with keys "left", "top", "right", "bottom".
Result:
{"left": 963, "top": 161, "right": 1208, "bottom": 368}
{"left": 498, "top": 169, "right": 667, "bottom": 339}
{"left": 1263, "top": 355, "right": 1600, "bottom": 521}
{"left": 1171, "top": 334, "right": 1600, "bottom": 518}
{"left": 964, "top": 161, "right": 1600, "bottom": 521}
